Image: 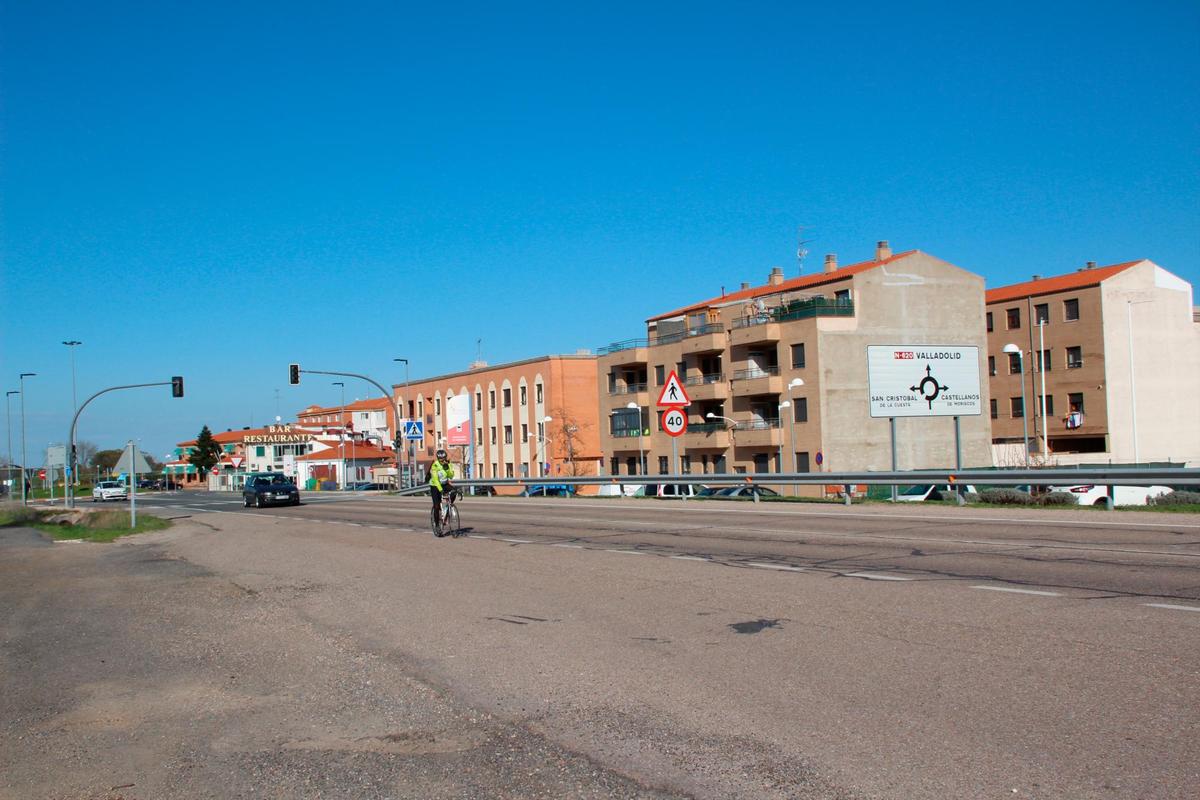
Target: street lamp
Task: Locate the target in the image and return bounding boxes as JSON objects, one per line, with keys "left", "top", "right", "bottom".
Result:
{"left": 540, "top": 415, "right": 553, "bottom": 475}
{"left": 5, "top": 390, "right": 17, "bottom": 495}
{"left": 393, "top": 358, "right": 410, "bottom": 487}
{"left": 777, "top": 401, "right": 790, "bottom": 476}
{"left": 786, "top": 378, "right": 804, "bottom": 493}
{"left": 19, "top": 373, "right": 36, "bottom": 505}
{"left": 626, "top": 402, "right": 644, "bottom": 475}
{"left": 332, "top": 382, "right": 346, "bottom": 489}
{"left": 1003, "top": 344, "right": 1029, "bottom": 467}
{"left": 705, "top": 412, "right": 737, "bottom": 472}
{"left": 63, "top": 341, "right": 82, "bottom": 486}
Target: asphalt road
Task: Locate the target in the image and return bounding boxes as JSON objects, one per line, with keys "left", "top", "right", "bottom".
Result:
{"left": 4, "top": 491, "right": 1198, "bottom": 799}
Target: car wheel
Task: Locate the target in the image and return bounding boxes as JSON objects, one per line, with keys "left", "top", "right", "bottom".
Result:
{"left": 291, "top": 497, "right": 300, "bottom": 506}
{"left": 255, "top": 494, "right": 264, "bottom": 508}
{"left": 243, "top": 495, "right": 251, "bottom": 508}
{"left": 1093, "top": 498, "right": 1109, "bottom": 507}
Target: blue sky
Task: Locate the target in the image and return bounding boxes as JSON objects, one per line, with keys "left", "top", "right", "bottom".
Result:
{"left": 2, "top": 0, "right": 1197, "bottom": 463}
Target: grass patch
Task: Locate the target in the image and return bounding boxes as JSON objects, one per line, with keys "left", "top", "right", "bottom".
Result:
{"left": 0, "top": 504, "right": 172, "bottom": 542}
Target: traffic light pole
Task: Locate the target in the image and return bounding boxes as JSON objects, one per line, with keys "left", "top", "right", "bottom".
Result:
{"left": 66, "top": 380, "right": 182, "bottom": 509}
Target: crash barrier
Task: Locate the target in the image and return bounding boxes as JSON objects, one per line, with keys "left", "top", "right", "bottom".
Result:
{"left": 395, "top": 467, "right": 1200, "bottom": 509}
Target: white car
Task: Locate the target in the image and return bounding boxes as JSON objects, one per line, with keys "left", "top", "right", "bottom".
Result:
{"left": 1046, "top": 484, "right": 1172, "bottom": 507}
{"left": 894, "top": 484, "right": 978, "bottom": 502}
{"left": 92, "top": 480, "right": 128, "bottom": 502}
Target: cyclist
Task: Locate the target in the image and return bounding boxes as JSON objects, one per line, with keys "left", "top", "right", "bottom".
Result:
{"left": 429, "top": 449, "right": 456, "bottom": 531}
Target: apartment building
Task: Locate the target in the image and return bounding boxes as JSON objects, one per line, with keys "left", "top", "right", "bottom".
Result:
{"left": 297, "top": 396, "right": 395, "bottom": 450}
{"left": 986, "top": 259, "right": 1200, "bottom": 465}
{"left": 597, "top": 242, "right": 993, "bottom": 486}
{"left": 394, "top": 355, "right": 601, "bottom": 486}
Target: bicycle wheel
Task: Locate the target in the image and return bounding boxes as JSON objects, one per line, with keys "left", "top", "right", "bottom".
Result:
{"left": 431, "top": 506, "right": 442, "bottom": 537}
{"left": 446, "top": 504, "right": 461, "bottom": 536}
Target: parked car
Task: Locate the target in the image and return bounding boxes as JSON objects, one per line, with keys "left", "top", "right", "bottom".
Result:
{"left": 467, "top": 484, "right": 497, "bottom": 496}
{"left": 242, "top": 472, "right": 301, "bottom": 507}
{"left": 347, "top": 481, "right": 387, "bottom": 491}
{"left": 520, "top": 484, "right": 577, "bottom": 497}
{"left": 708, "top": 485, "right": 779, "bottom": 499}
{"left": 92, "top": 480, "right": 128, "bottom": 502}
{"left": 1045, "top": 484, "right": 1172, "bottom": 507}
{"left": 894, "top": 484, "right": 979, "bottom": 502}
{"left": 633, "top": 483, "right": 709, "bottom": 499}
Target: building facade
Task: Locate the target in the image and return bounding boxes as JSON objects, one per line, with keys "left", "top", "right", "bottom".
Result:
{"left": 986, "top": 259, "right": 1200, "bottom": 465}
{"left": 597, "top": 242, "right": 994, "bottom": 487}
{"left": 394, "top": 355, "right": 601, "bottom": 487}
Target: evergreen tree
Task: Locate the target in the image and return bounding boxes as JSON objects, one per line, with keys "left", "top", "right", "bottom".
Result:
{"left": 188, "top": 425, "right": 222, "bottom": 475}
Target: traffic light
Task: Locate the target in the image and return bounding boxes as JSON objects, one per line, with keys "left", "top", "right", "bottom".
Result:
{"left": 171, "top": 376, "right": 184, "bottom": 398}
{"left": 289, "top": 363, "right": 300, "bottom": 385}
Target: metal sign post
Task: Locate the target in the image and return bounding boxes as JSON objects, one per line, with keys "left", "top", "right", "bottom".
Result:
{"left": 890, "top": 417, "right": 897, "bottom": 502}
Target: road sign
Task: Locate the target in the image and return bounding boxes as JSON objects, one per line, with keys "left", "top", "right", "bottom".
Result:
{"left": 114, "top": 446, "right": 154, "bottom": 475}
{"left": 230, "top": 456, "right": 244, "bottom": 468}
{"left": 656, "top": 371, "right": 691, "bottom": 407}
{"left": 403, "top": 420, "right": 425, "bottom": 440}
{"left": 211, "top": 465, "right": 220, "bottom": 475}
{"left": 38, "top": 469, "right": 46, "bottom": 479}
{"left": 661, "top": 407, "right": 687, "bottom": 437}
{"left": 815, "top": 451, "right": 824, "bottom": 466}
{"left": 866, "top": 345, "right": 981, "bottom": 418}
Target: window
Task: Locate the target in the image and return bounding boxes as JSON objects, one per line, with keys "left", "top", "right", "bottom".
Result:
{"left": 1069, "top": 392, "right": 1085, "bottom": 413}
{"left": 676, "top": 361, "right": 687, "bottom": 379}
{"left": 490, "top": 427, "right": 496, "bottom": 445}
{"left": 435, "top": 397, "right": 441, "bottom": 416}
{"left": 791, "top": 343, "right": 806, "bottom": 369}
{"left": 504, "top": 425, "right": 513, "bottom": 444}
{"left": 503, "top": 388, "right": 511, "bottom": 408}
{"left": 475, "top": 392, "right": 482, "bottom": 411}
{"left": 680, "top": 455, "right": 691, "bottom": 474}
{"left": 658, "top": 456, "right": 669, "bottom": 474}
{"left": 536, "top": 383, "right": 543, "bottom": 403}
{"left": 1066, "top": 346, "right": 1083, "bottom": 369}
{"left": 988, "top": 356, "right": 996, "bottom": 376}
{"left": 1011, "top": 397, "right": 1024, "bottom": 418}
{"left": 1064, "top": 298, "right": 1080, "bottom": 322}
{"left": 1037, "top": 350, "right": 1051, "bottom": 372}
{"left": 256, "top": 446, "right": 265, "bottom": 457}
{"left": 792, "top": 397, "right": 808, "bottom": 423}
{"left": 610, "top": 407, "right": 640, "bottom": 436}
{"left": 1007, "top": 308, "right": 1021, "bottom": 329}
{"left": 418, "top": 400, "right": 424, "bottom": 416}
{"left": 521, "top": 424, "right": 528, "bottom": 442}
{"left": 986, "top": 312, "right": 993, "bottom": 332}
{"left": 834, "top": 289, "right": 851, "bottom": 302}
{"left": 797, "top": 452, "right": 810, "bottom": 473}
{"left": 655, "top": 365, "right": 665, "bottom": 385}
{"left": 990, "top": 399, "right": 998, "bottom": 419}
{"left": 1034, "top": 303, "right": 1049, "bottom": 325}
{"left": 505, "top": 463, "right": 513, "bottom": 478}
{"left": 476, "top": 428, "right": 483, "bottom": 446}
{"left": 520, "top": 386, "right": 527, "bottom": 406}
{"left": 489, "top": 390, "right": 495, "bottom": 409}
{"left": 537, "top": 421, "right": 545, "bottom": 439}
{"left": 1008, "top": 353, "right": 1022, "bottom": 374}
{"left": 1039, "top": 395, "right": 1054, "bottom": 416}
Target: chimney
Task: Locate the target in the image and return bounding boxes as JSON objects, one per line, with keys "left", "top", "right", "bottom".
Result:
{"left": 740, "top": 282, "right": 750, "bottom": 290}
{"left": 824, "top": 253, "right": 838, "bottom": 273}
{"left": 768, "top": 266, "right": 784, "bottom": 286}
{"left": 1086, "top": 261, "right": 1096, "bottom": 270}
{"left": 875, "top": 240, "right": 891, "bottom": 261}
{"left": 1032, "top": 274, "right": 1041, "bottom": 281}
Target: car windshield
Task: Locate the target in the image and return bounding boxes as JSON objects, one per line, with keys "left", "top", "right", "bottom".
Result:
{"left": 899, "top": 485, "right": 933, "bottom": 496}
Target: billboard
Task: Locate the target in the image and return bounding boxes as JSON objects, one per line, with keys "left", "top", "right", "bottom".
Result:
{"left": 867, "top": 345, "right": 982, "bottom": 418}
{"left": 445, "top": 394, "right": 471, "bottom": 446}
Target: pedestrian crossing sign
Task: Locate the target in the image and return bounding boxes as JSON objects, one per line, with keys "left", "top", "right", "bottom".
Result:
{"left": 403, "top": 420, "right": 425, "bottom": 440}
{"left": 656, "top": 370, "right": 691, "bottom": 407}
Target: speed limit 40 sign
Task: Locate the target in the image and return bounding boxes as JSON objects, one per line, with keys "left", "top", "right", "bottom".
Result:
{"left": 661, "top": 407, "right": 687, "bottom": 437}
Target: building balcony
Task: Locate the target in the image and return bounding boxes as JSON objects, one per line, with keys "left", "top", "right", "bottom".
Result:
{"left": 730, "top": 319, "right": 781, "bottom": 347}
{"left": 684, "top": 373, "right": 727, "bottom": 401}
{"left": 608, "top": 383, "right": 650, "bottom": 402}
{"left": 731, "top": 366, "right": 781, "bottom": 395}
{"left": 596, "top": 339, "right": 649, "bottom": 366}
{"left": 680, "top": 323, "right": 726, "bottom": 355}
{"left": 735, "top": 419, "right": 783, "bottom": 448}
{"left": 682, "top": 422, "right": 731, "bottom": 448}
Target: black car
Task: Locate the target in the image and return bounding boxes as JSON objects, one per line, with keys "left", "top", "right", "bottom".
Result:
{"left": 242, "top": 472, "right": 300, "bottom": 507}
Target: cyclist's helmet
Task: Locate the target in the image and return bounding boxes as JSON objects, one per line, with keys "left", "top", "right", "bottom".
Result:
{"left": 436, "top": 449, "right": 448, "bottom": 459}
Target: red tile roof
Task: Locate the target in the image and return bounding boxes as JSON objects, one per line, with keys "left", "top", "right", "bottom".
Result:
{"left": 296, "top": 444, "right": 394, "bottom": 462}
{"left": 986, "top": 260, "right": 1144, "bottom": 304}
{"left": 298, "top": 397, "right": 392, "bottom": 417}
{"left": 647, "top": 250, "right": 919, "bottom": 322}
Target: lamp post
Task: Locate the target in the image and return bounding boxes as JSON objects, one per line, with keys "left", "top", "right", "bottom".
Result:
{"left": 626, "top": 402, "right": 644, "bottom": 475}
{"left": 5, "top": 390, "right": 17, "bottom": 495}
{"left": 777, "top": 401, "right": 790, "bottom": 476}
{"left": 63, "top": 341, "right": 82, "bottom": 487}
{"left": 540, "top": 415, "right": 553, "bottom": 475}
{"left": 1003, "top": 344, "right": 1029, "bottom": 467}
{"left": 1035, "top": 321, "right": 1048, "bottom": 462}
{"left": 393, "top": 358, "right": 410, "bottom": 487}
{"left": 705, "top": 412, "right": 737, "bottom": 473}
{"left": 332, "top": 382, "right": 346, "bottom": 489}
{"left": 786, "top": 378, "right": 804, "bottom": 494}
{"left": 19, "top": 373, "right": 36, "bottom": 505}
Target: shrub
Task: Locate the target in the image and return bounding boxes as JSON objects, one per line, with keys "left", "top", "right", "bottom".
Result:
{"left": 0, "top": 504, "right": 43, "bottom": 526}
{"left": 978, "top": 488, "right": 1035, "bottom": 505}
{"left": 1150, "top": 490, "right": 1200, "bottom": 506}
{"left": 1039, "top": 491, "right": 1079, "bottom": 506}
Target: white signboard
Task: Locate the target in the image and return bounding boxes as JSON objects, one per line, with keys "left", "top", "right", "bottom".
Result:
{"left": 867, "top": 345, "right": 982, "bottom": 418}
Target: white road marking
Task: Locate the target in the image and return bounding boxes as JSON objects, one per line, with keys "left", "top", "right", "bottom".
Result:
{"left": 1142, "top": 603, "right": 1200, "bottom": 613}
{"left": 605, "top": 549, "right": 646, "bottom": 555}
{"left": 747, "top": 562, "right": 804, "bottom": 572}
{"left": 670, "top": 555, "right": 709, "bottom": 562}
{"left": 971, "top": 586, "right": 1061, "bottom": 597}
{"left": 498, "top": 538, "right": 532, "bottom": 544}
{"left": 468, "top": 534, "right": 491, "bottom": 540}
{"left": 552, "top": 544, "right": 584, "bottom": 549}
{"left": 846, "top": 572, "right": 912, "bottom": 581}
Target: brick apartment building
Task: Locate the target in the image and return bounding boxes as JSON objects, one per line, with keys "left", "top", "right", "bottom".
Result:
{"left": 597, "top": 242, "right": 994, "bottom": 486}
{"left": 393, "top": 355, "right": 601, "bottom": 486}
{"left": 986, "top": 259, "right": 1200, "bottom": 465}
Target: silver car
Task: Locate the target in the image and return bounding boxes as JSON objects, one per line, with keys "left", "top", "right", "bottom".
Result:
{"left": 92, "top": 480, "right": 128, "bottom": 502}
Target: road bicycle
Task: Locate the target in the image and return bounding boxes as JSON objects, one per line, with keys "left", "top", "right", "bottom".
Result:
{"left": 431, "top": 488, "right": 462, "bottom": 537}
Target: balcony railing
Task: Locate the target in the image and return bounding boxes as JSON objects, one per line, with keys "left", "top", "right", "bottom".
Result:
{"left": 686, "top": 422, "right": 726, "bottom": 434}
{"left": 609, "top": 383, "right": 648, "bottom": 395}
{"left": 610, "top": 429, "right": 644, "bottom": 438}
{"left": 651, "top": 322, "right": 725, "bottom": 347}
{"left": 735, "top": 418, "right": 781, "bottom": 431}
{"left": 597, "top": 338, "right": 649, "bottom": 355}
{"left": 732, "top": 366, "right": 779, "bottom": 381}
{"left": 684, "top": 373, "right": 724, "bottom": 386}
{"left": 731, "top": 296, "right": 855, "bottom": 328}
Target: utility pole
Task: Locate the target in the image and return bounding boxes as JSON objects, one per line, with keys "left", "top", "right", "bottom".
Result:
{"left": 19, "top": 373, "right": 36, "bottom": 505}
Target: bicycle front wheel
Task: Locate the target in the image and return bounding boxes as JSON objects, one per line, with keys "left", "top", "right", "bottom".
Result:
{"left": 446, "top": 505, "right": 461, "bottom": 536}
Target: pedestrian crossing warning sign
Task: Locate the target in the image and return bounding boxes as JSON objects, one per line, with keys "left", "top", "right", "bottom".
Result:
{"left": 656, "top": 371, "right": 691, "bottom": 407}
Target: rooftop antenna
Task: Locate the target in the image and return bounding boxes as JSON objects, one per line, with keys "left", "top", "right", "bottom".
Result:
{"left": 476, "top": 338, "right": 482, "bottom": 362}
{"left": 796, "top": 225, "right": 814, "bottom": 276}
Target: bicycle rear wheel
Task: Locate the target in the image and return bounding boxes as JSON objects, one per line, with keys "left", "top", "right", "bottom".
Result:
{"left": 446, "top": 505, "right": 461, "bottom": 536}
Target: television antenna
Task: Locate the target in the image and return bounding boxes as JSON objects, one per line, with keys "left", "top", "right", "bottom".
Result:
{"left": 796, "top": 226, "right": 815, "bottom": 275}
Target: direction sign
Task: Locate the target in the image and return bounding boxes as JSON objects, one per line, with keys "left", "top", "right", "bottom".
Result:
{"left": 656, "top": 370, "right": 691, "bottom": 407}
{"left": 403, "top": 420, "right": 425, "bottom": 441}
{"left": 866, "top": 345, "right": 981, "bottom": 418}
{"left": 661, "top": 407, "right": 688, "bottom": 437}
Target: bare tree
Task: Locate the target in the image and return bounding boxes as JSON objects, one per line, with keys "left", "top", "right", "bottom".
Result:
{"left": 549, "top": 407, "right": 590, "bottom": 477}
{"left": 75, "top": 440, "right": 99, "bottom": 472}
